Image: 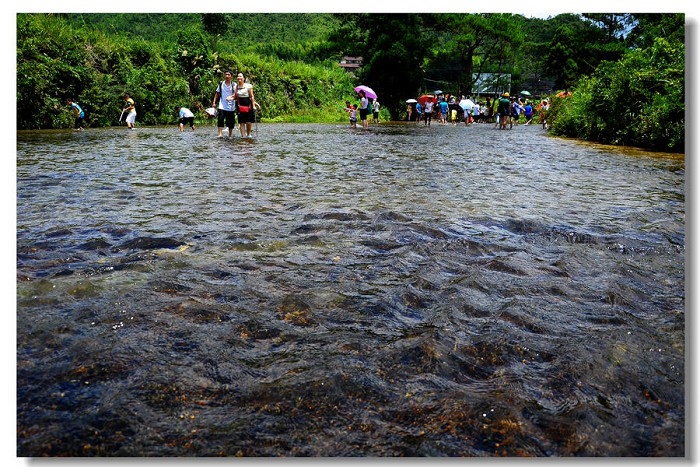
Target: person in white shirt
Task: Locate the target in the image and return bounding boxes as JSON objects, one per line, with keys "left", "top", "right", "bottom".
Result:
{"left": 212, "top": 70, "right": 237, "bottom": 138}
{"left": 423, "top": 97, "right": 434, "bottom": 126}
{"left": 176, "top": 106, "right": 195, "bottom": 131}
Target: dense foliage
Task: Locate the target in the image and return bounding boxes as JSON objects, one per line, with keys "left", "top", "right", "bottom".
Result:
{"left": 547, "top": 15, "right": 685, "bottom": 152}
{"left": 17, "top": 13, "right": 356, "bottom": 129}
{"left": 16, "top": 12, "right": 685, "bottom": 152}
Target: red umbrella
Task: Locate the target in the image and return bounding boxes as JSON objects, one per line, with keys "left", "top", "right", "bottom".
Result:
{"left": 418, "top": 94, "right": 435, "bottom": 106}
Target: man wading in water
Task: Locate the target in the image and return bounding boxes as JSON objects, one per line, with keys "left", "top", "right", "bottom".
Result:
{"left": 212, "top": 70, "right": 237, "bottom": 138}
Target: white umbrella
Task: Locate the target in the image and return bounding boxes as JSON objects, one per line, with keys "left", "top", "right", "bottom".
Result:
{"left": 405, "top": 98, "right": 418, "bottom": 103}
{"left": 458, "top": 99, "right": 475, "bottom": 110}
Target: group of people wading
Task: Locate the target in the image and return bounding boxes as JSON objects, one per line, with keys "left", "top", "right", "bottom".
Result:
{"left": 70, "top": 70, "right": 259, "bottom": 137}
{"left": 210, "top": 70, "right": 259, "bottom": 138}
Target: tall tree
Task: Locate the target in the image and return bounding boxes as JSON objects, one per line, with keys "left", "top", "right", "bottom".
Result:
{"left": 545, "top": 13, "right": 627, "bottom": 90}
{"left": 546, "top": 24, "right": 581, "bottom": 90}
{"left": 625, "top": 13, "right": 685, "bottom": 49}
{"left": 582, "top": 14, "right": 633, "bottom": 40}
{"left": 424, "top": 14, "right": 524, "bottom": 95}
{"left": 201, "top": 13, "right": 229, "bottom": 35}
{"left": 328, "top": 13, "right": 428, "bottom": 119}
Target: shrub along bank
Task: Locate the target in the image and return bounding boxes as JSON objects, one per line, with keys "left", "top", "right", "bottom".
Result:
{"left": 17, "top": 14, "right": 359, "bottom": 130}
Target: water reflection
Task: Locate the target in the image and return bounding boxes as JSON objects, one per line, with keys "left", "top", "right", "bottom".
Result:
{"left": 17, "top": 123, "right": 684, "bottom": 456}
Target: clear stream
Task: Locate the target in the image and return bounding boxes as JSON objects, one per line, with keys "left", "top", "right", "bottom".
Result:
{"left": 16, "top": 122, "right": 685, "bottom": 456}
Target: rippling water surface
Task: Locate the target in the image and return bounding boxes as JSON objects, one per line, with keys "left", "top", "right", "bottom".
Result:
{"left": 17, "top": 122, "right": 685, "bottom": 456}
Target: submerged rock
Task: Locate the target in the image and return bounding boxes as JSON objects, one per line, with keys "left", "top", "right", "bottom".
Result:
{"left": 113, "top": 236, "right": 186, "bottom": 252}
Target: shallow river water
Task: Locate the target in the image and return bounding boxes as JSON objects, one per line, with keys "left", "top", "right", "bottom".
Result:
{"left": 16, "top": 122, "right": 685, "bottom": 457}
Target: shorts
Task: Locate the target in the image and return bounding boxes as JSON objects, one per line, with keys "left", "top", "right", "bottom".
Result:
{"left": 179, "top": 116, "right": 195, "bottom": 128}
{"left": 359, "top": 108, "right": 369, "bottom": 120}
{"left": 126, "top": 111, "right": 136, "bottom": 124}
{"left": 217, "top": 110, "right": 236, "bottom": 129}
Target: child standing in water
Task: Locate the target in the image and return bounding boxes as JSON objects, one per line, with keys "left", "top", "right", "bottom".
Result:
{"left": 345, "top": 102, "right": 357, "bottom": 128}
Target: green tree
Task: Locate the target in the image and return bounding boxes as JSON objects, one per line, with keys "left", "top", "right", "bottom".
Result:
{"left": 545, "top": 24, "right": 582, "bottom": 90}
{"left": 327, "top": 13, "right": 429, "bottom": 119}
{"left": 424, "top": 14, "right": 523, "bottom": 95}
{"left": 549, "top": 36, "right": 684, "bottom": 152}
{"left": 201, "top": 13, "right": 229, "bottom": 35}
{"left": 582, "top": 14, "right": 634, "bottom": 40}
{"left": 625, "top": 13, "right": 685, "bottom": 49}
{"left": 174, "top": 25, "right": 213, "bottom": 98}
{"left": 545, "top": 14, "right": 627, "bottom": 91}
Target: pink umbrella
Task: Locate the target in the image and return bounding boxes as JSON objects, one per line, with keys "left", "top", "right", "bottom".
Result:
{"left": 354, "top": 85, "right": 377, "bottom": 99}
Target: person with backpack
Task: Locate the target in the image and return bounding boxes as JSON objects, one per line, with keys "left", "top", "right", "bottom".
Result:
{"left": 66, "top": 98, "right": 84, "bottom": 130}
{"left": 509, "top": 97, "right": 525, "bottom": 129}
{"left": 211, "top": 69, "right": 236, "bottom": 138}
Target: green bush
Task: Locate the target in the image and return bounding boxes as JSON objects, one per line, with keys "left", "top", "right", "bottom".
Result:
{"left": 549, "top": 37, "right": 684, "bottom": 152}
{"left": 17, "top": 14, "right": 359, "bottom": 129}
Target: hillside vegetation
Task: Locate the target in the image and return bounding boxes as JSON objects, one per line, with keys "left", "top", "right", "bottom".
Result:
{"left": 16, "top": 13, "right": 685, "bottom": 152}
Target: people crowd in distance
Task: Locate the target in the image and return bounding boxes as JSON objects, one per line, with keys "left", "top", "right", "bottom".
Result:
{"left": 69, "top": 79, "right": 548, "bottom": 135}
{"left": 401, "top": 91, "right": 549, "bottom": 130}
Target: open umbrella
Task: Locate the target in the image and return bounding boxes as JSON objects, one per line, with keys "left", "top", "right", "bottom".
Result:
{"left": 520, "top": 90, "right": 532, "bottom": 96}
{"left": 458, "top": 99, "right": 475, "bottom": 110}
{"left": 354, "top": 85, "right": 377, "bottom": 99}
{"left": 405, "top": 98, "right": 418, "bottom": 103}
{"left": 434, "top": 90, "right": 443, "bottom": 95}
{"left": 418, "top": 94, "right": 435, "bottom": 106}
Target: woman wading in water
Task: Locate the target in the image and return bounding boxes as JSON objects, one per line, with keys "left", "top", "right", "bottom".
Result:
{"left": 235, "top": 72, "right": 257, "bottom": 137}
